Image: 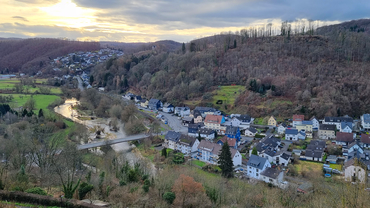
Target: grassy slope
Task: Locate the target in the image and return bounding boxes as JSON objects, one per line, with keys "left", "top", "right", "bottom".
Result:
{"left": 0, "top": 79, "right": 62, "bottom": 94}
{"left": 212, "top": 85, "right": 246, "bottom": 105}
{"left": 1, "top": 94, "right": 60, "bottom": 112}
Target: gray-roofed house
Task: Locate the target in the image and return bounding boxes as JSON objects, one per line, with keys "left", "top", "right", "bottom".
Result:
{"left": 164, "top": 131, "right": 181, "bottom": 150}
{"left": 301, "top": 140, "right": 326, "bottom": 161}
{"left": 277, "top": 123, "right": 287, "bottom": 135}
{"left": 285, "top": 128, "right": 299, "bottom": 141}
{"left": 323, "top": 116, "right": 353, "bottom": 130}
{"left": 193, "top": 107, "right": 221, "bottom": 117}
{"left": 246, "top": 154, "right": 271, "bottom": 179}
{"left": 134, "top": 95, "right": 142, "bottom": 103}
{"left": 318, "top": 124, "right": 336, "bottom": 139}
{"left": 360, "top": 134, "right": 370, "bottom": 148}
{"left": 176, "top": 135, "right": 200, "bottom": 155}
{"left": 198, "top": 128, "right": 215, "bottom": 141}
{"left": 260, "top": 167, "right": 284, "bottom": 186}
{"left": 279, "top": 153, "right": 291, "bottom": 166}
{"left": 245, "top": 127, "right": 258, "bottom": 137}
{"left": 340, "top": 122, "right": 353, "bottom": 133}
{"left": 148, "top": 99, "right": 163, "bottom": 110}
{"left": 231, "top": 114, "right": 254, "bottom": 129}
{"left": 174, "top": 107, "right": 190, "bottom": 117}
{"left": 163, "top": 103, "right": 174, "bottom": 113}
{"left": 182, "top": 116, "right": 194, "bottom": 126}
{"left": 361, "top": 114, "right": 370, "bottom": 130}
{"left": 310, "top": 116, "right": 319, "bottom": 129}
{"left": 187, "top": 124, "right": 202, "bottom": 137}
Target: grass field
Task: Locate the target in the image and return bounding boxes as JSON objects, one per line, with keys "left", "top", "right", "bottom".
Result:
{"left": 0, "top": 79, "right": 62, "bottom": 94}
{"left": 296, "top": 161, "right": 323, "bottom": 174}
{"left": 329, "top": 164, "right": 343, "bottom": 170}
{"left": 1, "top": 94, "right": 60, "bottom": 111}
{"left": 212, "top": 85, "right": 245, "bottom": 105}
{"left": 192, "top": 160, "right": 206, "bottom": 167}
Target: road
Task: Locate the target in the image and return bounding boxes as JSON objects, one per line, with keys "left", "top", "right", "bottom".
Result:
{"left": 77, "top": 76, "right": 84, "bottom": 91}
{"left": 138, "top": 106, "right": 188, "bottom": 133}
{"left": 78, "top": 133, "right": 153, "bottom": 150}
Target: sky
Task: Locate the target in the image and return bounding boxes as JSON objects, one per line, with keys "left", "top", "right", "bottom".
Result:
{"left": 0, "top": 0, "right": 369, "bottom": 43}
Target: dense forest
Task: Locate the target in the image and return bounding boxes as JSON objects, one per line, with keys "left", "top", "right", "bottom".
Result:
{"left": 90, "top": 19, "right": 370, "bottom": 119}
{"left": 0, "top": 38, "right": 100, "bottom": 74}
{"left": 100, "top": 40, "right": 182, "bottom": 54}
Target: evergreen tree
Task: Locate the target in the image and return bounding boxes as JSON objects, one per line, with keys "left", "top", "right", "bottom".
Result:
{"left": 182, "top": 43, "right": 186, "bottom": 54}
{"left": 252, "top": 147, "right": 258, "bottom": 155}
{"left": 218, "top": 143, "right": 234, "bottom": 178}
{"left": 89, "top": 75, "right": 94, "bottom": 85}
{"left": 214, "top": 131, "right": 218, "bottom": 139}
{"left": 198, "top": 132, "right": 203, "bottom": 141}
{"left": 161, "top": 147, "right": 167, "bottom": 158}
{"left": 38, "top": 109, "right": 44, "bottom": 118}
{"left": 234, "top": 39, "right": 237, "bottom": 48}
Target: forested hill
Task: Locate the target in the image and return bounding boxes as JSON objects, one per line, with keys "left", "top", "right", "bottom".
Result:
{"left": 0, "top": 38, "right": 100, "bottom": 74}
{"left": 100, "top": 40, "right": 182, "bottom": 54}
{"left": 90, "top": 19, "right": 370, "bottom": 119}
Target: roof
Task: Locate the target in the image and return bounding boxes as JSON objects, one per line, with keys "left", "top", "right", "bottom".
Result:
{"left": 310, "top": 116, "right": 318, "bottom": 121}
{"left": 301, "top": 120, "right": 313, "bottom": 125}
{"left": 229, "top": 148, "right": 239, "bottom": 158}
{"left": 140, "top": 99, "right": 147, "bottom": 103}
{"left": 361, "top": 134, "right": 370, "bottom": 144}
{"left": 198, "top": 140, "right": 222, "bottom": 155}
{"left": 293, "top": 114, "right": 304, "bottom": 122}
{"left": 336, "top": 132, "right": 354, "bottom": 142}
{"left": 165, "top": 131, "right": 181, "bottom": 142}
{"left": 204, "top": 115, "right": 223, "bottom": 124}
{"left": 324, "top": 116, "right": 353, "bottom": 123}
{"left": 261, "top": 167, "right": 282, "bottom": 179}
{"left": 279, "top": 123, "right": 287, "bottom": 128}
{"left": 178, "top": 135, "right": 197, "bottom": 146}
{"left": 226, "top": 126, "right": 239, "bottom": 135}
{"left": 149, "top": 99, "right": 161, "bottom": 105}
{"left": 163, "top": 103, "right": 174, "bottom": 108}
{"left": 247, "top": 127, "right": 257, "bottom": 133}
{"left": 247, "top": 155, "right": 268, "bottom": 170}
{"left": 285, "top": 128, "right": 298, "bottom": 135}
{"left": 255, "top": 136, "right": 281, "bottom": 153}
{"left": 319, "top": 124, "right": 336, "bottom": 131}
{"left": 363, "top": 114, "right": 370, "bottom": 124}
{"left": 269, "top": 116, "right": 276, "bottom": 121}
{"left": 341, "top": 122, "right": 353, "bottom": 130}
{"left": 236, "top": 114, "right": 251, "bottom": 122}
{"left": 218, "top": 136, "right": 237, "bottom": 147}
{"left": 175, "top": 106, "right": 190, "bottom": 111}
{"left": 280, "top": 152, "right": 291, "bottom": 160}
{"left": 194, "top": 107, "right": 217, "bottom": 113}
{"left": 182, "top": 116, "right": 194, "bottom": 122}
{"left": 306, "top": 140, "right": 326, "bottom": 151}
{"left": 198, "top": 128, "right": 214, "bottom": 135}
{"left": 305, "top": 150, "right": 323, "bottom": 158}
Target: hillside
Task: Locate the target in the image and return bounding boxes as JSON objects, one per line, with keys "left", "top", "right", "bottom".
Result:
{"left": 90, "top": 19, "right": 370, "bottom": 118}
{"left": 100, "top": 40, "right": 182, "bottom": 54}
{"left": 0, "top": 38, "right": 100, "bottom": 74}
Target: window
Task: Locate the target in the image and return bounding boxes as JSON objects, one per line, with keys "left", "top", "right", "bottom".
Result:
{"left": 249, "top": 171, "right": 251, "bottom": 173}
{"left": 256, "top": 169, "right": 259, "bottom": 172}
{"left": 256, "top": 173, "right": 259, "bottom": 176}
{"left": 269, "top": 179, "right": 273, "bottom": 182}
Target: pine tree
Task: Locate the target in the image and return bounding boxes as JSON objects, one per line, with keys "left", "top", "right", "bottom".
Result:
{"left": 233, "top": 39, "right": 237, "bottom": 48}
{"left": 182, "top": 43, "right": 186, "bottom": 54}
{"left": 252, "top": 147, "right": 258, "bottom": 155}
{"left": 89, "top": 75, "right": 94, "bottom": 85}
{"left": 218, "top": 143, "right": 234, "bottom": 178}
{"left": 198, "top": 132, "right": 202, "bottom": 141}
{"left": 161, "top": 147, "right": 167, "bottom": 158}
{"left": 38, "top": 109, "right": 44, "bottom": 118}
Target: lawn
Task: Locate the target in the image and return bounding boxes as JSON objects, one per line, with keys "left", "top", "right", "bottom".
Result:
{"left": 0, "top": 79, "right": 62, "bottom": 94}
{"left": 1, "top": 94, "right": 60, "bottom": 112}
{"left": 191, "top": 160, "right": 206, "bottom": 167}
{"left": 329, "top": 164, "right": 343, "bottom": 170}
{"left": 296, "top": 161, "right": 323, "bottom": 174}
{"left": 212, "top": 85, "right": 246, "bottom": 106}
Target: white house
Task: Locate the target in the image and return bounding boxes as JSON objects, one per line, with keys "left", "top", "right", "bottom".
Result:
{"left": 197, "top": 140, "right": 241, "bottom": 166}
{"left": 292, "top": 115, "right": 304, "bottom": 127}
{"left": 310, "top": 116, "right": 319, "bottom": 130}
{"left": 246, "top": 155, "right": 271, "bottom": 180}
{"left": 347, "top": 142, "right": 364, "bottom": 155}
{"left": 260, "top": 168, "right": 284, "bottom": 186}
{"left": 230, "top": 148, "right": 242, "bottom": 166}
{"left": 176, "top": 135, "right": 200, "bottom": 155}
{"left": 231, "top": 114, "right": 253, "bottom": 129}
{"left": 297, "top": 130, "right": 306, "bottom": 140}
{"left": 277, "top": 123, "right": 287, "bottom": 134}
{"left": 198, "top": 128, "right": 216, "bottom": 141}
{"left": 344, "top": 159, "right": 366, "bottom": 183}
{"left": 340, "top": 122, "right": 353, "bottom": 133}
{"left": 174, "top": 107, "right": 190, "bottom": 117}
{"left": 245, "top": 127, "right": 258, "bottom": 137}
{"left": 361, "top": 114, "right": 370, "bottom": 130}
{"left": 162, "top": 103, "right": 174, "bottom": 113}
{"left": 164, "top": 131, "right": 181, "bottom": 150}
{"left": 285, "top": 128, "right": 298, "bottom": 141}
{"left": 323, "top": 116, "right": 353, "bottom": 130}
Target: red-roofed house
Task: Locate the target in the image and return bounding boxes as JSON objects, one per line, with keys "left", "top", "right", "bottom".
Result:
{"left": 293, "top": 115, "right": 305, "bottom": 127}
{"left": 204, "top": 115, "right": 225, "bottom": 134}
{"left": 361, "top": 134, "right": 370, "bottom": 148}
{"left": 217, "top": 136, "right": 237, "bottom": 149}
{"left": 335, "top": 132, "right": 355, "bottom": 146}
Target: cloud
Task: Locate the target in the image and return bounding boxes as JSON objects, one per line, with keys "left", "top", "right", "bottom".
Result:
{"left": 12, "top": 16, "right": 29, "bottom": 22}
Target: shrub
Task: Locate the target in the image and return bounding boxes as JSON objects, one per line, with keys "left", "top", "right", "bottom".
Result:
{"left": 78, "top": 182, "right": 94, "bottom": 200}
{"left": 163, "top": 192, "right": 176, "bottom": 204}
{"left": 119, "top": 180, "right": 126, "bottom": 186}
{"left": 25, "top": 187, "right": 47, "bottom": 196}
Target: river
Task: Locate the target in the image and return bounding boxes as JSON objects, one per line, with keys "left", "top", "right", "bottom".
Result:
{"left": 54, "top": 98, "right": 156, "bottom": 175}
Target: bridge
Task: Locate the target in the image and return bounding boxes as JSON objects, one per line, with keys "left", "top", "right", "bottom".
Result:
{"left": 77, "top": 132, "right": 167, "bottom": 150}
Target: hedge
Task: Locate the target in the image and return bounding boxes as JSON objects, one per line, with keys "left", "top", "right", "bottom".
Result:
{"left": 0, "top": 190, "right": 101, "bottom": 208}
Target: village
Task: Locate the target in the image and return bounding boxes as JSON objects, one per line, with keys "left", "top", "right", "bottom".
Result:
{"left": 123, "top": 92, "right": 370, "bottom": 192}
